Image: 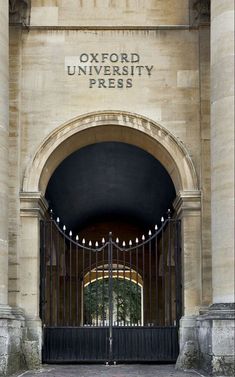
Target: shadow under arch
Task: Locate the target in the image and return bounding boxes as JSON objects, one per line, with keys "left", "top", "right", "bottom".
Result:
{"left": 22, "top": 111, "right": 199, "bottom": 195}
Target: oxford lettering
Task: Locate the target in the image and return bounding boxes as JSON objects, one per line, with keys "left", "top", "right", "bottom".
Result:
{"left": 66, "top": 52, "right": 154, "bottom": 89}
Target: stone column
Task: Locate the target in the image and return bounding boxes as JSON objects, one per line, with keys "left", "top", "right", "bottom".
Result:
{"left": 0, "top": 3, "right": 20, "bottom": 375}
{"left": 0, "top": 0, "right": 9, "bottom": 309}
{"left": 196, "top": 2, "right": 235, "bottom": 376}
{"left": 211, "top": 0, "right": 234, "bottom": 305}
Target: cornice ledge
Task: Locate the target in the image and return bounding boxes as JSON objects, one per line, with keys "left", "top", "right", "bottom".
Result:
{"left": 20, "top": 191, "right": 48, "bottom": 218}
{"left": 174, "top": 190, "right": 201, "bottom": 216}
{"left": 197, "top": 303, "right": 235, "bottom": 321}
{"left": 0, "top": 305, "right": 16, "bottom": 320}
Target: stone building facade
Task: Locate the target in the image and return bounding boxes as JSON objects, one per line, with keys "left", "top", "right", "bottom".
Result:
{"left": 0, "top": 0, "right": 234, "bottom": 375}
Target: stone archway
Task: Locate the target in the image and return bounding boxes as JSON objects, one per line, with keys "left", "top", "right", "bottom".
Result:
{"left": 22, "top": 111, "right": 198, "bottom": 194}
{"left": 20, "top": 111, "right": 201, "bottom": 364}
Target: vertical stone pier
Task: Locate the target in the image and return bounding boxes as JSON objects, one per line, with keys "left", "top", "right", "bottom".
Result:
{"left": 0, "top": 1, "right": 12, "bottom": 374}
{"left": 0, "top": 0, "right": 9, "bottom": 311}
{"left": 197, "top": 1, "right": 235, "bottom": 375}
{"left": 0, "top": 3, "right": 25, "bottom": 375}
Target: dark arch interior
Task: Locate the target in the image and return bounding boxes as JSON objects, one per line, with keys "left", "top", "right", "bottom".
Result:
{"left": 45, "top": 142, "right": 176, "bottom": 240}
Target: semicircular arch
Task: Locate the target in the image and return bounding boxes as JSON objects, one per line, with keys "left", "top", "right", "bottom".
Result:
{"left": 22, "top": 111, "right": 198, "bottom": 194}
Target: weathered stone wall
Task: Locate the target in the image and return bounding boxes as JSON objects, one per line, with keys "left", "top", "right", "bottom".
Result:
{"left": 19, "top": 28, "right": 201, "bottom": 184}
{"left": 30, "top": 0, "right": 189, "bottom": 27}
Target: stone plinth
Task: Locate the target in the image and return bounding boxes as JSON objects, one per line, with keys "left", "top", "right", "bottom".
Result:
{"left": 0, "top": 306, "right": 26, "bottom": 376}
{"left": 197, "top": 304, "right": 235, "bottom": 376}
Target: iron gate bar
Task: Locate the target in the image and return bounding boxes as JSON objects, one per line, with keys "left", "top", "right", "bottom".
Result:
{"left": 56, "top": 225, "right": 60, "bottom": 326}
{"left": 148, "top": 235, "right": 152, "bottom": 325}
{"left": 168, "top": 219, "right": 172, "bottom": 325}
{"left": 49, "top": 220, "right": 53, "bottom": 326}
{"left": 123, "top": 245, "right": 126, "bottom": 326}
{"left": 63, "top": 228, "right": 66, "bottom": 325}
{"left": 76, "top": 241, "right": 79, "bottom": 325}
{"left": 69, "top": 236, "right": 72, "bottom": 325}
{"left": 129, "top": 247, "right": 132, "bottom": 326}
{"left": 108, "top": 232, "right": 113, "bottom": 362}
{"left": 102, "top": 246, "right": 105, "bottom": 327}
{"left": 176, "top": 220, "right": 182, "bottom": 327}
{"left": 155, "top": 233, "right": 158, "bottom": 325}
{"left": 175, "top": 221, "right": 178, "bottom": 326}
{"left": 82, "top": 243, "right": 85, "bottom": 326}
{"left": 142, "top": 239, "right": 145, "bottom": 325}
{"left": 161, "top": 221, "right": 165, "bottom": 326}
{"left": 136, "top": 242, "right": 139, "bottom": 325}
{"left": 95, "top": 246, "right": 98, "bottom": 326}
{"left": 116, "top": 243, "right": 119, "bottom": 326}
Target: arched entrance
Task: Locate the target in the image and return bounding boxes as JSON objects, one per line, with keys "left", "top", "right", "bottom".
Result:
{"left": 20, "top": 111, "right": 201, "bottom": 364}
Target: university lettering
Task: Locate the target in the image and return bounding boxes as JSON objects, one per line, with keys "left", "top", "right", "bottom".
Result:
{"left": 66, "top": 52, "right": 154, "bottom": 89}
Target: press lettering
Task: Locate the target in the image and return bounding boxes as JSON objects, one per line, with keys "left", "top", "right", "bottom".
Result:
{"left": 67, "top": 52, "right": 154, "bottom": 88}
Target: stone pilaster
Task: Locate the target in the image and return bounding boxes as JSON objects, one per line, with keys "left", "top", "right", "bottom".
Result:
{"left": 174, "top": 190, "right": 202, "bottom": 316}
{"left": 173, "top": 191, "right": 201, "bottom": 370}
{"left": 19, "top": 192, "right": 48, "bottom": 369}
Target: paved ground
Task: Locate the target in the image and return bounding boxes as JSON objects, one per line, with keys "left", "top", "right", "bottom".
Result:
{"left": 14, "top": 364, "right": 207, "bottom": 377}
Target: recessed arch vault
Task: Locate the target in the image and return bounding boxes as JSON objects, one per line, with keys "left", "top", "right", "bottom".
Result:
{"left": 22, "top": 111, "right": 198, "bottom": 194}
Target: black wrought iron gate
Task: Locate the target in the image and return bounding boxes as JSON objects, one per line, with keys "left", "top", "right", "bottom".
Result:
{"left": 40, "top": 213, "right": 182, "bottom": 363}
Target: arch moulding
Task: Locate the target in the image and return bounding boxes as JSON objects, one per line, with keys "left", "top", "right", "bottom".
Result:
{"left": 22, "top": 111, "right": 199, "bottom": 195}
